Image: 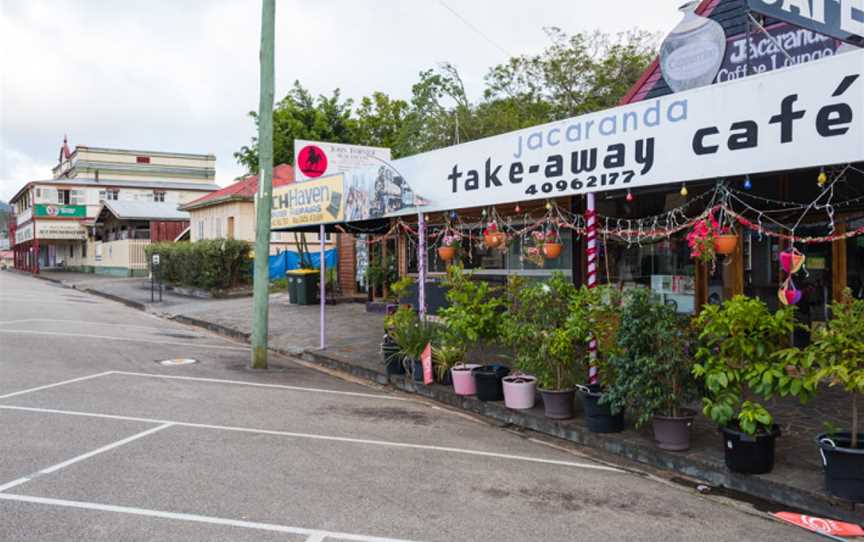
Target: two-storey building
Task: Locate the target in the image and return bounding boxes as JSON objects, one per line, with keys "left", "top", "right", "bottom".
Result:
{"left": 11, "top": 138, "right": 219, "bottom": 275}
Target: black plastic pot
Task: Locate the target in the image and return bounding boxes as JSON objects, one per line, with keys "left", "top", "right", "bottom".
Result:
{"left": 539, "top": 388, "right": 576, "bottom": 420}
{"left": 435, "top": 367, "right": 453, "bottom": 386}
{"left": 381, "top": 340, "right": 404, "bottom": 376}
{"left": 474, "top": 365, "right": 510, "bottom": 402}
{"left": 817, "top": 432, "right": 864, "bottom": 502}
{"left": 721, "top": 424, "right": 780, "bottom": 474}
{"left": 652, "top": 411, "right": 695, "bottom": 451}
{"left": 578, "top": 385, "right": 624, "bottom": 433}
{"left": 411, "top": 358, "right": 424, "bottom": 383}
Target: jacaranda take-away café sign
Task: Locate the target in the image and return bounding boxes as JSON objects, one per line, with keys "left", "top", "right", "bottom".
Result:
{"left": 274, "top": 50, "right": 864, "bottom": 229}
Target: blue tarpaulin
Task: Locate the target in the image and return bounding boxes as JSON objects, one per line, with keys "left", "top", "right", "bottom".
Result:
{"left": 268, "top": 249, "right": 338, "bottom": 281}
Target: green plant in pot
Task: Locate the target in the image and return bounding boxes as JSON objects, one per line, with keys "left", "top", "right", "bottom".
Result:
{"left": 777, "top": 289, "right": 864, "bottom": 501}
{"left": 388, "top": 307, "right": 439, "bottom": 384}
{"left": 568, "top": 285, "right": 623, "bottom": 432}
{"left": 693, "top": 295, "right": 797, "bottom": 474}
{"left": 439, "top": 265, "right": 505, "bottom": 396}
{"left": 602, "top": 287, "right": 700, "bottom": 449}
{"left": 502, "top": 273, "right": 585, "bottom": 419}
{"left": 432, "top": 338, "right": 465, "bottom": 386}
{"left": 382, "top": 306, "right": 415, "bottom": 376}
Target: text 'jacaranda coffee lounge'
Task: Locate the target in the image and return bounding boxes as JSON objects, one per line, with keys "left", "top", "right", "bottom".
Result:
{"left": 272, "top": 0, "right": 864, "bottom": 347}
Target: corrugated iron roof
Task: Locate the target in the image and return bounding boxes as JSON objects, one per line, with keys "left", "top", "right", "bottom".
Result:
{"left": 100, "top": 200, "right": 190, "bottom": 221}
{"left": 180, "top": 164, "right": 294, "bottom": 211}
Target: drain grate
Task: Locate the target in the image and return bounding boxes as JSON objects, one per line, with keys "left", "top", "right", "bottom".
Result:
{"left": 157, "top": 358, "right": 199, "bottom": 366}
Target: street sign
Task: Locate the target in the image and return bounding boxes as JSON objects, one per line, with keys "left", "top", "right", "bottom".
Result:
{"left": 152, "top": 254, "right": 160, "bottom": 266}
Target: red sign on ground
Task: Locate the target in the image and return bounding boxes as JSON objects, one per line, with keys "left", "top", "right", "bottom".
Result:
{"left": 421, "top": 343, "right": 433, "bottom": 385}
{"left": 773, "top": 512, "right": 864, "bottom": 538}
{"left": 297, "top": 145, "right": 328, "bottom": 179}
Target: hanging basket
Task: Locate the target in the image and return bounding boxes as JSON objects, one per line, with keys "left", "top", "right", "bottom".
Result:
{"left": 483, "top": 232, "right": 505, "bottom": 249}
{"left": 438, "top": 246, "right": 456, "bottom": 262}
{"left": 713, "top": 234, "right": 738, "bottom": 255}
{"left": 542, "top": 242, "right": 562, "bottom": 260}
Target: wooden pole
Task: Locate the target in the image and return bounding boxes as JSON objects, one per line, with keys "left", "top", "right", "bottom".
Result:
{"left": 250, "top": 0, "right": 275, "bottom": 370}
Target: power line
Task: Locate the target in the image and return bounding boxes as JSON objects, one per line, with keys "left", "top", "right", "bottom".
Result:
{"left": 437, "top": 0, "right": 513, "bottom": 59}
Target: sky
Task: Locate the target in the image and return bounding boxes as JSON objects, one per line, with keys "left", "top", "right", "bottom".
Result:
{"left": 0, "top": 0, "right": 681, "bottom": 202}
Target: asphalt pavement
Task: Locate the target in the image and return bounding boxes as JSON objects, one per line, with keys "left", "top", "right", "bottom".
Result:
{"left": 0, "top": 270, "right": 820, "bottom": 541}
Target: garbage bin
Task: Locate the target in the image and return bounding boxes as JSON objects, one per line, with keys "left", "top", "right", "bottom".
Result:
{"left": 287, "top": 269, "right": 319, "bottom": 305}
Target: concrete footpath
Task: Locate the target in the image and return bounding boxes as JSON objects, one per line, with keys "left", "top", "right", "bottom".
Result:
{"left": 29, "top": 271, "right": 864, "bottom": 523}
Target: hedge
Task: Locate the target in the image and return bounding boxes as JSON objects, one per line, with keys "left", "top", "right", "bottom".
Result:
{"left": 145, "top": 240, "right": 252, "bottom": 291}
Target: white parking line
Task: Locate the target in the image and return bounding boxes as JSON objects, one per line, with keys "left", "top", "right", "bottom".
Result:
{"left": 0, "top": 371, "right": 115, "bottom": 400}
{"left": 0, "top": 329, "right": 248, "bottom": 351}
{"left": 0, "top": 404, "right": 623, "bottom": 473}
{"left": 0, "top": 423, "right": 173, "bottom": 493}
{"left": 0, "top": 493, "right": 418, "bottom": 542}
{"left": 112, "top": 371, "right": 406, "bottom": 401}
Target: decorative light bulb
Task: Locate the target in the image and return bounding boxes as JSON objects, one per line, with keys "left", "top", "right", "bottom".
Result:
{"left": 545, "top": 201, "right": 553, "bottom": 210}
{"left": 481, "top": 208, "right": 487, "bottom": 217}
{"left": 743, "top": 176, "right": 752, "bottom": 190}
{"left": 817, "top": 168, "right": 828, "bottom": 187}
{"left": 449, "top": 210, "right": 457, "bottom": 220}
{"left": 625, "top": 190, "right": 634, "bottom": 202}
{"left": 680, "top": 184, "right": 688, "bottom": 197}
{"left": 514, "top": 204, "right": 521, "bottom": 214}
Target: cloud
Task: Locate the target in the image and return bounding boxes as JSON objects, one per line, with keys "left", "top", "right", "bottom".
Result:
{"left": 0, "top": 0, "right": 679, "bottom": 202}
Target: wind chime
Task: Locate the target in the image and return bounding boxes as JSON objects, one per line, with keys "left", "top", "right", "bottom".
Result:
{"left": 778, "top": 247, "right": 806, "bottom": 306}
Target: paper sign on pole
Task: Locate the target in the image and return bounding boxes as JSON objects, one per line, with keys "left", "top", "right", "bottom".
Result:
{"left": 421, "top": 343, "right": 433, "bottom": 385}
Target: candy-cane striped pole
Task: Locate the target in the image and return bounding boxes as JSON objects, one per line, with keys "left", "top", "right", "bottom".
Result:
{"left": 586, "top": 193, "right": 599, "bottom": 386}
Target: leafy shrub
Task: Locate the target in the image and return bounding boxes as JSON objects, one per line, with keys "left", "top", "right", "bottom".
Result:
{"left": 602, "top": 287, "right": 698, "bottom": 426}
{"left": 692, "top": 295, "right": 798, "bottom": 435}
{"left": 438, "top": 264, "right": 504, "bottom": 350}
{"left": 145, "top": 240, "right": 251, "bottom": 291}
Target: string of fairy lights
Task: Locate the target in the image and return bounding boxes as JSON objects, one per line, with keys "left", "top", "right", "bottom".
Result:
{"left": 353, "top": 164, "right": 864, "bottom": 267}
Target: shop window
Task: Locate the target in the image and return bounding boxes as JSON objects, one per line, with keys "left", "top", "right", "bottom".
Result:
{"left": 153, "top": 191, "right": 166, "bottom": 202}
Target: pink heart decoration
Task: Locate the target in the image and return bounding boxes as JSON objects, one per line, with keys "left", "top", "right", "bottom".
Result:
{"left": 780, "top": 249, "right": 806, "bottom": 274}
{"left": 785, "top": 287, "right": 802, "bottom": 305}
{"left": 780, "top": 251, "right": 793, "bottom": 274}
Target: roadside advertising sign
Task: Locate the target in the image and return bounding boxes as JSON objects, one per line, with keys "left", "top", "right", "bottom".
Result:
{"left": 294, "top": 140, "right": 391, "bottom": 182}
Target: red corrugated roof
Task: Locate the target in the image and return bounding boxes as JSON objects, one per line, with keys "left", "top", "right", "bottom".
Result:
{"left": 182, "top": 164, "right": 294, "bottom": 209}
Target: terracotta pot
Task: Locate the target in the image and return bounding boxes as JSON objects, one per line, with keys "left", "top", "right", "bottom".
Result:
{"left": 542, "top": 242, "right": 562, "bottom": 259}
{"left": 713, "top": 234, "right": 738, "bottom": 255}
{"left": 483, "top": 233, "right": 504, "bottom": 249}
{"left": 438, "top": 246, "right": 456, "bottom": 262}
{"left": 502, "top": 375, "right": 537, "bottom": 410}
{"left": 451, "top": 363, "right": 481, "bottom": 396}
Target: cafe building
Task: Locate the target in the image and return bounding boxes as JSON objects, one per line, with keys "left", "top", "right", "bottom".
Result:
{"left": 272, "top": 0, "right": 863, "bottom": 349}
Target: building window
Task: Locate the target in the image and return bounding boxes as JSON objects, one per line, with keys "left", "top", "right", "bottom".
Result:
{"left": 153, "top": 191, "right": 166, "bottom": 202}
{"left": 57, "top": 189, "right": 71, "bottom": 205}
{"left": 99, "top": 189, "right": 119, "bottom": 202}
{"left": 82, "top": 243, "right": 87, "bottom": 258}
{"left": 197, "top": 220, "right": 204, "bottom": 240}
{"left": 136, "top": 156, "right": 151, "bottom": 164}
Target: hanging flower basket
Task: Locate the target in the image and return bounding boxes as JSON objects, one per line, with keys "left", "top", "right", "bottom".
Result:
{"left": 713, "top": 234, "right": 738, "bottom": 255}
{"left": 542, "top": 243, "right": 562, "bottom": 259}
{"left": 483, "top": 221, "right": 506, "bottom": 249}
{"left": 438, "top": 246, "right": 456, "bottom": 262}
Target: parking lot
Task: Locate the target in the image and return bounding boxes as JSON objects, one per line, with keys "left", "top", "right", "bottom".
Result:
{"left": 0, "top": 271, "right": 814, "bottom": 541}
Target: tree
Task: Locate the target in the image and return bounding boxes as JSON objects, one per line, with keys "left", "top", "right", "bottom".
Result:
{"left": 234, "top": 81, "right": 357, "bottom": 173}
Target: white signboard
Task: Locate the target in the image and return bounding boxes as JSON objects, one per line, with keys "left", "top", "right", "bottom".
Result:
{"left": 15, "top": 223, "right": 33, "bottom": 245}
{"left": 35, "top": 220, "right": 87, "bottom": 240}
{"left": 294, "top": 139, "right": 391, "bottom": 182}
{"left": 333, "top": 50, "right": 864, "bottom": 224}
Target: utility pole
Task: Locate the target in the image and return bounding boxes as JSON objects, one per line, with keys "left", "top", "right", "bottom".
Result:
{"left": 250, "top": 0, "right": 275, "bottom": 370}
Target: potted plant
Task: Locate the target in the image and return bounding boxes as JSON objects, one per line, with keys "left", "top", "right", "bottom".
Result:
{"left": 389, "top": 307, "right": 439, "bottom": 384}
{"left": 386, "top": 275, "right": 415, "bottom": 313}
{"left": 432, "top": 342, "right": 464, "bottom": 386}
{"left": 541, "top": 230, "right": 562, "bottom": 259}
{"left": 776, "top": 289, "right": 864, "bottom": 501}
{"left": 438, "top": 265, "right": 504, "bottom": 396}
{"left": 382, "top": 305, "right": 416, "bottom": 376}
{"left": 569, "top": 286, "right": 624, "bottom": 433}
{"left": 687, "top": 210, "right": 736, "bottom": 266}
{"left": 438, "top": 232, "right": 461, "bottom": 263}
{"left": 693, "top": 295, "right": 797, "bottom": 474}
{"left": 502, "top": 373, "right": 537, "bottom": 410}
{"left": 483, "top": 220, "right": 506, "bottom": 249}
{"left": 602, "top": 288, "right": 700, "bottom": 450}
{"left": 501, "top": 273, "right": 582, "bottom": 419}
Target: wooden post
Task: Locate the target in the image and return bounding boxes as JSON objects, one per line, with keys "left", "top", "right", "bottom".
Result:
{"left": 249, "top": 0, "right": 275, "bottom": 370}
{"left": 695, "top": 260, "right": 708, "bottom": 314}
{"left": 381, "top": 232, "right": 389, "bottom": 300}
{"left": 832, "top": 222, "right": 847, "bottom": 301}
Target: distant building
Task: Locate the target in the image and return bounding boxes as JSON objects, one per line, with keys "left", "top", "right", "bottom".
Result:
{"left": 11, "top": 137, "right": 218, "bottom": 275}
{"left": 180, "top": 164, "right": 358, "bottom": 293}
